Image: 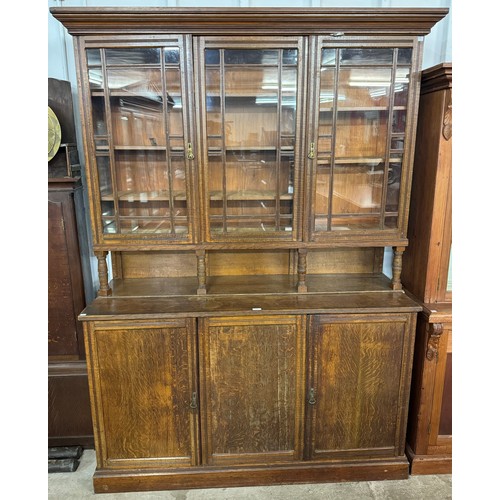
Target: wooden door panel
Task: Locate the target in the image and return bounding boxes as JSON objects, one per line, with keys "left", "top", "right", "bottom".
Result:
{"left": 87, "top": 320, "right": 199, "bottom": 468}
{"left": 199, "top": 315, "right": 305, "bottom": 465}
{"left": 307, "top": 314, "right": 411, "bottom": 460}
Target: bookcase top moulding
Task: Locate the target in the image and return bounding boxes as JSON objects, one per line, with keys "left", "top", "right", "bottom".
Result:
{"left": 50, "top": 7, "right": 448, "bottom": 36}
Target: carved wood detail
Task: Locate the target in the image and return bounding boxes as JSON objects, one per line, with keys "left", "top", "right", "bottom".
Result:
{"left": 442, "top": 92, "right": 452, "bottom": 141}
{"left": 426, "top": 322, "right": 444, "bottom": 361}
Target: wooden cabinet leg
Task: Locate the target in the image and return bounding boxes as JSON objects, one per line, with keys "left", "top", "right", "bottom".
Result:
{"left": 96, "top": 251, "right": 112, "bottom": 297}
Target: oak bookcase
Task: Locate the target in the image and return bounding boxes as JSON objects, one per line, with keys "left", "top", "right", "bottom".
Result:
{"left": 51, "top": 7, "right": 447, "bottom": 493}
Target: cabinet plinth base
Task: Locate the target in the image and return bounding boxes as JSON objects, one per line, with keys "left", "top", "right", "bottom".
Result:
{"left": 406, "top": 445, "right": 452, "bottom": 475}
{"left": 93, "top": 459, "right": 409, "bottom": 494}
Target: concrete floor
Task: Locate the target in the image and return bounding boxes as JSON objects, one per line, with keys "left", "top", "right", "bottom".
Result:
{"left": 48, "top": 450, "right": 451, "bottom": 499}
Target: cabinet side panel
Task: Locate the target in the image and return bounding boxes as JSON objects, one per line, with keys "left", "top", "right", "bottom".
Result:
{"left": 311, "top": 317, "right": 406, "bottom": 457}
{"left": 402, "top": 90, "right": 444, "bottom": 299}
{"left": 94, "top": 325, "right": 195, "bottom": 467}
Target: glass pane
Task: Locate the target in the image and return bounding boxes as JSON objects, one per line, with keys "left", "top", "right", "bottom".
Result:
{"left": 111, "top": 96, "right": 165, "bottom": 147}
{"left": 86, "top": 49, "right": 101, "bottom": 66}
{"left": 394, "top": 67, "right": 410, "bottom": 107}
{"left": 89, "top": 45, "right": 190, "bottom": 239}
{"left": 321, "top": 48, "right": 336, "bottom": 66}
{"left": 105, "top": 48, "right": 161, "bottom": 65}
{"left": 340, "top": 48, "right": 394, "bottom": 65}
{"left": 114, "top": 150, "right": 169, "bottom": 196}
{"left": 397, "top": 48, "right": 412, "bottom": 65}
{"left": 168, "top": 105, "right": 184, "bottom": 137}
{"left": 164, "top": 47, "right": 180, "bottom": 65}
{"left": 102, "top": 219, "right": 117, "bottom": 234}
{"left": 225, "top": 98, "right": 277, "bottom": 147}
{"left": 283, "top": 49, "right": 298, "bottom": 65}
{"left": 392, "top": 109, "right": 406, "bottom": 133}
{"left": 331, "top": 163, "right": 383, "bottom": 217}
{"left": 224, "top": 49, "right": 278, "bottom": 65}
{"left": 92, "top": 96, "right": 107, "bottom": 136}
{"left": 205, "top": 68, "right": 220, "bottom": 95}
{"left": 120, "top": 218, "right": 172, "bottom": 235}
{"left": 97, "top": 156, "right": 113, "bottom": 199}
{"left": 335, "top": 110, "right": 388, "bottom": 158}
{"left": 88, "top": 68, "right": 103, "bottom": 89}
{"left": 338, "top": 67, "right": 392, "bottom": 108}
{"left": 385, "top": 159, "right": 402, "bottom": 213}
{"left": 205, "top": 47, "right": 298, "bottom": 237}
{"left": 384, "top": 215, "right": 398, "bottom": 229}
{"left": 205, "top": 49, "right": 220, "bottom": 65}
{"left": 225, "top": 67, "right": 279, "bottom": 96}
{"left": 106, "top": 68, "right": 162, "bottom": 96}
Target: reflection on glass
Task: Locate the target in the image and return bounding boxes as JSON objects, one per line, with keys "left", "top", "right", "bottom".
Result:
{"left": 313, "top": 46, "right": 412, "bottom": 233}
{"left": 386, "top": 160, "right": 402, "bottom": 213}
{"left": 87, "top": 46, "right": 190, "bottom": 237}
{"left": 340, "top": 48, "right": 394, "bottom": 65}
{"left": 205, "top": 47, "right": 298, "bottom": 236}
{"left": 86, "top": 49, "right": 101, "bottom": 66}
{"left": 105, "top": 48, "right": 161, "bottom": 65}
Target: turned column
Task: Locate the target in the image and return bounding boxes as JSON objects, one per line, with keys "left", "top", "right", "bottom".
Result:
{"left": 391, "top": 246, "right": 405, "bottom": 290}
{"left": 196, "top": 249, "right": 207, "bottom": 295}
{"left": 95, "top": 251, "right": 112, "bottom": 297}
{"left": 297, "top": 248, "right": 308, "bottom": 293}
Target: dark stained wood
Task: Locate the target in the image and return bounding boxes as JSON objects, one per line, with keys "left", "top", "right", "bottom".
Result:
{"left": 199, "top": 315, "right": 305, "bottom": 465}
{"left": 48, "top": 362, "right": 94, "bottom": 448}
{"left": 48, "top": 179, "right": 86, "bottom": 358}
{"left": 48, "top": 178, "right": 93, "bottom": 448}
{"left": 85, "top": 319, "right": 200, "bottom": 469}
{"left": 92, "top": 459, "right": 409, "bottom": 493}
{"left": 402, "top": 63, "right": 452, "bottom": 475}
{"left": 50, "top": 7, "right": 448, "bottom": 36}
{"left": 439, "top": 353, "right": 452, "bottom": 436}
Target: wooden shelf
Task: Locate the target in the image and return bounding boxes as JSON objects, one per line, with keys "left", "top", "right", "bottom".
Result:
{"left": 210, "top": 190, "right": 293, "bottom": 201}
{"left": 80, "top": 273, "right": 420, "bottom": 320}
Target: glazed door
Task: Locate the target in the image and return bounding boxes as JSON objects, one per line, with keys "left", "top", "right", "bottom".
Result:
{"left": 305, "top": 314, "right": 415, "bottom": 460}
{"left": 196, "top": 37, "right": 306, "bottom": 242}
{"left": 306, "top": 38, "right": 419, "bottom": 243}
{"left": 199, "top": 315, "right": 306, "bottom": 465}
{"left": 82, "top": 36, "right": 196, "bottom": 243}
{"left": 85, "top": 319, "right": 200, "bottom": 469}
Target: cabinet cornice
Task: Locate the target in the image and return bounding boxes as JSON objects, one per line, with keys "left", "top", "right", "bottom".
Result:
{"left": 50, "top": 7, "right": 448, "bottom": 37}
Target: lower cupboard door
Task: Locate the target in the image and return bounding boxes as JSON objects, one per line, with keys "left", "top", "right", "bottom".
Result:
{"left": 199, "top": 315, "right": 306, "bottom": 466}
{"left": 305, "top": 314, "right": 415, "bottom": 460}
{"left": 86, "top": 319, "right": 199, "bottom": 469}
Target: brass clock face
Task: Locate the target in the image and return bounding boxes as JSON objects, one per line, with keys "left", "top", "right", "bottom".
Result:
{"left": 48, "top": 106, "right": 61, "bottom": 162}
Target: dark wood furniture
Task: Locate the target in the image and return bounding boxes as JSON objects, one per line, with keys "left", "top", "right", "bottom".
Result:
{"left": 48, "top": 78, "right": 93, "bottom": 448}
{"left": 48, "top": 177, "right": 93, "bottom": 447}
{"left": 402, "top": 63, "right": 452, "bottom": 474}
{"left": 50, "top": 7, "right": 448, "bottom": 493}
